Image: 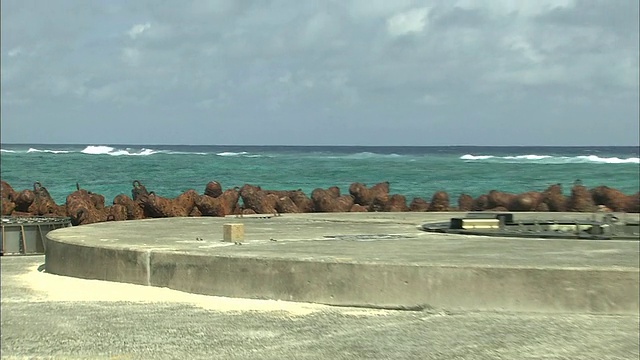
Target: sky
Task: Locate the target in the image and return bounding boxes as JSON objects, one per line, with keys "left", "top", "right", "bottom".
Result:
{"left": 1, "top": 0, "right": 639, "bottom": 146}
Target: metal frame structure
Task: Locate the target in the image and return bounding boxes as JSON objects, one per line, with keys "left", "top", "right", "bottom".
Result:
{"left": 1, "top": 216, "right": 72, "bottom": 255}
{"left": 422, "top": 212, "right": 640, "bottom": 240}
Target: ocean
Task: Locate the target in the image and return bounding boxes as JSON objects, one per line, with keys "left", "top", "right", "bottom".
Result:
{"left": 1, "top": 144, "right": 638, "bottom": 205}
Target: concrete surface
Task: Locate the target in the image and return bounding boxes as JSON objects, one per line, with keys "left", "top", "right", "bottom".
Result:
{"left": 2, "top": 256, "right": 639, "bottom": 360}
{"left": 44, "top": 212, "right": 640, "bottom": 313}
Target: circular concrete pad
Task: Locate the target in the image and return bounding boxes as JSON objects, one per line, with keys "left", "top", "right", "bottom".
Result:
{"left": 45, "top": 213, "right": 640, "bottom": 313}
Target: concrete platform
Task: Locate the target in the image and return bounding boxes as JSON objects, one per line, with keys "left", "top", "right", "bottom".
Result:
{"left": 5, "top": 256, "right": 639, "bottom": 359}
{"left": 44, "top": 212, "right": 640, "bottom": 314}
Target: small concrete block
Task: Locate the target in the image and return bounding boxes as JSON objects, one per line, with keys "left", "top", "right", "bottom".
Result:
{"left": 223, "top": 223, "right": 244, "bottom": 242}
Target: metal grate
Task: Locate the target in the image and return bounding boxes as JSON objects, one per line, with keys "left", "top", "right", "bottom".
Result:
{"left": 1, "top": 216, "right": 72, "bottom": 255}
{"left": 1, "top": 216, "right": 72, "bottom": 224}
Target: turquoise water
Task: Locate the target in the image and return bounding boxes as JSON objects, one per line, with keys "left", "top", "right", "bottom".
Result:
{"left": 1, "top": 144, "right": 638, "bottom": 204}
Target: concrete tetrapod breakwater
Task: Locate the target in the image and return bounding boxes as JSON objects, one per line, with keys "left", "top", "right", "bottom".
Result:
{"left": 45, "top": 212, "right": 640, "bottom": 314}
{"left": 4, "top": 179, "right": 639, "bottom": 227}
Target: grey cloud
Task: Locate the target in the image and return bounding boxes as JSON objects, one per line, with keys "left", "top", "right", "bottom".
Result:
{"left": 1, "top": 0, "right": 638, "bottom": 145}
{"left": 432, "top": 6, "right": 489, "bottom": 28}
{"left": 536, "top": 0, "right": 638, "bottom": 33}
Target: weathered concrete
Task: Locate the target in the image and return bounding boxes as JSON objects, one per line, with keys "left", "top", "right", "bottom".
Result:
{"left": 45, "top": 212, "right": 640, "bottom": 313}
{"left": 4, "top": 256, "right": 639, "bottom": 360}
{"left": 223, "top": 223, "right": 244, "bottom": 242}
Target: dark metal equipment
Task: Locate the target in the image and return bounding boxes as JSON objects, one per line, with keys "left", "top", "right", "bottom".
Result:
{"left": 1, "top": 216, "right": 72, "bottom": 255}
{"left": 422, "top": 213, "right": 640, "bottom": 240}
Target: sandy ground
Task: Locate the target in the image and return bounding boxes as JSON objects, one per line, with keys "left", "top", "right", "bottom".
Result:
{"left": 9, "top": 257, "right": 392, "bottom": 318}
{"left": 2, "top": 256, "right": 639, "bottom": 360}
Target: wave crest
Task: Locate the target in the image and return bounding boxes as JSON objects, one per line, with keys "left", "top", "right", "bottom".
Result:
{"left": 460, "top": 154, "right": 493, "bottom": 160}
{"left": 80, "top": 146, "right": 159, "bottom": 156}
{"left": 81, "top": 145, "right": 114, "bottom": 155}
{"left": 503, "top": 155, "right": 552, "bottom": 160}
{"left": 343, "top": 152, "right": 403, "bottom": 159}
{"left": 461, "top": 154, "right": 639, "bottom": 164}
{"left": 27, "top": 148, "right": 71, "bottom": 154}
{"left": 216, "top": 151, "right": 249, "bottom": 157}
{"left": 214, "top": 151, "right": 266, "bottom": 158}
{"left": 576, "top": 155, "right": 639, "bottom": 164}
{"left": 9, "top": 145, "right": 207, "bottom": 156}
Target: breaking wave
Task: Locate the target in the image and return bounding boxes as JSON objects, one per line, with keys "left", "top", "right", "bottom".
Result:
{"left": 4, "top": 145, "right": 250, "bottom": 157}
{"left": 574, "top": 155, "right": 640, "bottom": 164}
{"left": 2, "top": 148, "right": 71, "bottom": 154}
{"left": 27, "top": 148, "right": 71, "bottom": 154}
{"left": 81, "top": 146, "right": 159, "bottom": 156}
{"left": 3, "top": 146, "right": 637, "bottom": 164}
{"left": 216, "top": 151, "right": 249, "bottom": 157}
{"left": 460, "top": 154, "right": 493, "bottom": 160}
{"left": 215, "top": 151, "right": 266, "bottom": 158}
{"left": 344, "top": 152, "right": 403, "bottom": 159}
{"left": 319, "top": 152, "right": 406, "bottom": 160}
{"left": 80, "top": 145, "right": 114, "bottom": 155}
{"left": 164, "top": 151, "right": 208, "bottom": 155}
{"left": 79, "top": 147, "right": 259, "bottom": 157}
{"left": 461, "top": 154, "right": 639, "bottom": 164}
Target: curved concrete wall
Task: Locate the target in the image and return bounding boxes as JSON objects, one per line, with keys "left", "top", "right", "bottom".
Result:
{"left": 45, "top": 234, "right": 639, "bottom": 314}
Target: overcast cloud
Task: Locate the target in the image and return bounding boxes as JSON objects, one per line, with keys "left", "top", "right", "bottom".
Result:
{"left": 1, "top": 0, "right": 638, "bottom": 146}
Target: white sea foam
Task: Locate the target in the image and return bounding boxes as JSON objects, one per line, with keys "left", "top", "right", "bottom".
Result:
{"left": 216, "top": 151, "right": 249, "bottom": 157}
{"left": 344, "top": 152, "right": 404, "bottom": 159}
{"left": 460, "top": 154, "right": 494, "bottom": 160}
{"left": 81, "top": 145, "right": 115, "bottom": 154}
{"left": 26, "top": 148, "right": 71, "bottom": 154}
{"left": 80, "top": 145, "right": 159, "bottom": 156}
{"left": 0, "top": 149, "right": 17, "bottom": 153}
{"left": 110, "top": 148, "right": 158, "bottom": 156}
{"left": 460, "top": 153, "right": 639, "bottom": 164}
{"left": 503, "top": 155, "right": 552, "bottom": 160}
{"left": 574, "top": 155, "right": 639, "bottom": 164}
{"left": 137, "top": 148, "right": 158, "bottom": 156}
{"left": 166, "top": 151, "right": 208, "bottom": 155}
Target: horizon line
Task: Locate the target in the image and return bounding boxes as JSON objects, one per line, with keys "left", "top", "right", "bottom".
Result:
{"left": 2, "top": 143, "right": 639, "bottom": 148}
